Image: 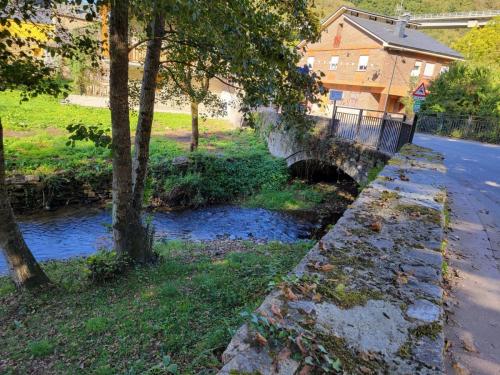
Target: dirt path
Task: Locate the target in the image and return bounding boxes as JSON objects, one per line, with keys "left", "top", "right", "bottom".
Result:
{"left": 414, "top": 134, "right": 500, "bottom": 375}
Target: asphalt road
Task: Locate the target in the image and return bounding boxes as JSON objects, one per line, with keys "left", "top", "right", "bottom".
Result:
{"left": 414, "top": 134, "right": 500, "bottom": 375}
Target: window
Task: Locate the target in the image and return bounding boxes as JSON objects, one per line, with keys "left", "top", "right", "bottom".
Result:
{"left": 357, "top": 55, "right": 369, "bottom": 71}
{"left": 306, "top": 56, "right": 315, "bottom": 69}
{"left": 329, "top": 56, "right": 339, "bottom": 70}
{"left": 411, "top": 61, "right": 422, "bottom": 77}
{"left": 423, "top": 63, "right": 435, "bottom": 77}
{"left": 440, "top": 66, "right": 449, "bottom": 74}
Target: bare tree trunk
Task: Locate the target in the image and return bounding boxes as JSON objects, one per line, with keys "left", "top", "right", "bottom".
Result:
{"left": 109, "top": 0, "right": 144, "bottom": 260}
{"left": 132, "top": 13, "right": 164, "bottom": 213}
{"left": 190, "top": 100, "right": 199, "bottom": 151}
{"left": 0, "top": 120, "right": 50, "bottom": 288}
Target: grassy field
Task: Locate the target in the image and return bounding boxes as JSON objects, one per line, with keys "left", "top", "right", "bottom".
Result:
{"left": 0, "top": 91, "right": 231, "bottom": 176}
{"left": 0, "top": 240, "right": 312, "bottom": 374}
{"left": 1, "top": 90, "right": 341, "bottom": 212}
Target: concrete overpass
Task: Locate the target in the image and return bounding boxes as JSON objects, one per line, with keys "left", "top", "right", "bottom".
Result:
{"left": 410, "top": 10, "right": 500, "bottom": 29}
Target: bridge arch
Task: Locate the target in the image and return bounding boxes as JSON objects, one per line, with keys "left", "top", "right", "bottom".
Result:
{"left": 260, "top": 110, "right": 391, "bottom": 185}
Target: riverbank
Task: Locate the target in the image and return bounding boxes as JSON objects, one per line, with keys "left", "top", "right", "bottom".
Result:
{"left": 0, "top": 240, "right": 312, "bottom": 374}
{"left": 2, "top": 90, "right": 357, "bottom": 232}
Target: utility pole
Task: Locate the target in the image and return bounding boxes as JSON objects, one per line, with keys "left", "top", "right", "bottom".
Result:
{"left": 384, "top": 52, "right": 398, "bottom": 115}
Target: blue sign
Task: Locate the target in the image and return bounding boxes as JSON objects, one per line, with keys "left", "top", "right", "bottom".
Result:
{"left": 329, "top": 90, "right": 343, "bottom": 101}
{"left": 413, "top": 97, "right": 425, "bottom": 113}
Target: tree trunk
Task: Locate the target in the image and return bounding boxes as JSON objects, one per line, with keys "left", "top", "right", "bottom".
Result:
{"left": 132, "top": 13, "right": 164, "bottom": 213}
{"left": 0, "top": 120, "right": 50, "bottom": 288}
{"left": 109, "top": 0, "right": 145, "bottom": 260}
{"left": 190, "top": 100, "right": 199, "bottom": 151}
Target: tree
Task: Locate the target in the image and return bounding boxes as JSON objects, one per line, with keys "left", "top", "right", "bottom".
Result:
{"left": 0, "top": 0, "right": 97, "bottom": 288}
{"left": 422, "top": 63, "right": 500, "bottom": 118}
{"left": 452, "top": 17, "right": 500, "bottom": 78}
{"left": 0, "top": 120, "right": 51, "bottom": 288}
{"left": 157, "top": 46, "right": 226, "bottom": 152}
{"left": 106, "top": 0, "right": 323, "bottom": 262}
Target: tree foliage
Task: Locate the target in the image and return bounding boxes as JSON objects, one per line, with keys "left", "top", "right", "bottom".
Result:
{"left": 452, "top": 17, "right": 500, "bottom": 76}
{"left": 0, "top": 0, "right": 98, "bottom": 99}
{"left": 422, "top": 63, "right": 500, "bottom": 118}
{"left": 312, "top": 0, "right": 498, "bottom": 18}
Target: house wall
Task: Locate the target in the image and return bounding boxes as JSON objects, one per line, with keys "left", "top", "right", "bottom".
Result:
{"left": 300, "top": 14, "right": 453, "bottom": 114}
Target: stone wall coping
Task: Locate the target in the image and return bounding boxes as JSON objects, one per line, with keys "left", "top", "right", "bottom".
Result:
{"left": 219, "top": 144, "right": 447, "bottom": 375}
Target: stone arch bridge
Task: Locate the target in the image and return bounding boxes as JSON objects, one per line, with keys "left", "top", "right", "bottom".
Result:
{"left": 259, "top": 110, "right": 394, "bottom": 185}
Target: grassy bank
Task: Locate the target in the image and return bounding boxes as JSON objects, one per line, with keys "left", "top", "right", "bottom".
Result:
{"left": 1, "top": 90, "right": 342, "bottom": 212}
{"left": 0, "top": 240, "right": 311, "bottom": 374}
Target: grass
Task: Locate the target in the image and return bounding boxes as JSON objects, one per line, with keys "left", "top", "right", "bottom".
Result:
{"left": 0, "top": 240, "right": 312, "bottom": 374}
{"left": 0, "top": 90, "right": 230, "bottom": 176}
{"left": 243, "top": 180, "right": 324, "bottom": 211}
{"left": 1, "top": 90, "right": 340, "bottom": 212}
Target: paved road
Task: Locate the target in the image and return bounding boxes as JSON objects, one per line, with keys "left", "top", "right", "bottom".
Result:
{"left": 414, "top": 134, "right": 500, "bottom": 375}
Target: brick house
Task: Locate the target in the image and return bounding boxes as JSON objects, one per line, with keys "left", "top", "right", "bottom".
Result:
{"left": 299, "top": 7, "right": 463, "bottom": 114}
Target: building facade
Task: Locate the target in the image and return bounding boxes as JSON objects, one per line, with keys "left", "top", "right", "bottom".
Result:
{"left": 299, "top": 7, "right": 463, "bottom": 114}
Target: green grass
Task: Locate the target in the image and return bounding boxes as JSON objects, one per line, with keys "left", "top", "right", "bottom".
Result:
{"left": 243, "top": 180, "right": 326, "bottom": 211}
{"left": 0, "top": 91, "right": 229, "bottom": 132}
{"left": 0, "top": 90, "right": 230, "bottom": 176}
{"left": 1, "top": 90, "right": 340, "bottom": 211}
{"left": 0, "top": 240, "right": 312, "bottom": 374}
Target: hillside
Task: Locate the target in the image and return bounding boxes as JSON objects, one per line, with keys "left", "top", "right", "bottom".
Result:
{"left": 311, "top": 0, "right": 497, "bottom": 45}
{"left": 312, "top": 0, "right": 498, "bottom": 18}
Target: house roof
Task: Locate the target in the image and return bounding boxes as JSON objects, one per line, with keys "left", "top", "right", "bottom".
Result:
{"left": 320, "top": 6, "right": 420, "bottom": 30}
{"left": 344, "top": 15, "right": 463, "bottom": 60}
{"left": 299, "top": 6, "right": 463, "bottom": 60}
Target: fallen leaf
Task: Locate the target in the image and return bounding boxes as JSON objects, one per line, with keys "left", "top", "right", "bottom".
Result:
{"left": 297, "top": 283, "right": 316, "bottom": 294}
{"left": 271, "top": 304, "right": 284, "bottom": 320}
{"left": 370, "top": 221, "right": 382, "bottom": 232}
{"left": 283, "top": 287, "right": 299, "bottom": 301}
{"left": 295, "top": 334, "right": 307, "bottom": 354}
{"left": 452, "top": 361, "right": 471, "bottom": 375}
{"left": 319, "top": 264, "right": 334, "bottom": 272}
{"left": 462, "top": 337, "right": 478, "bottom": 353}
{"left": 298, "top": 365, "right": 313, "bottom": 375}
{"left": 277, "top": 347, "right": 292, "bottom": 362}
{"left": 255, "top": 332, "right": 268, "bottom": 347}
{"left": 312, "top": 293, "right": 322, "bottom": 302}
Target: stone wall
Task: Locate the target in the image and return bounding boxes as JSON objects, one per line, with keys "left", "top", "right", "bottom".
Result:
{"left": 260, "top": 110, "right": 390, "bottom": 185}
{"left": 218, "top": 144, "right": 447, "bottom": 374}
{"left": 6, "top": 172, "right": 111, "bottom": 212}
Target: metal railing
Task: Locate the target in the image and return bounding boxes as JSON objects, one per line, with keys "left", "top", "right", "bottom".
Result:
{"left": 327, "top": 107, "right": 414, "bottom": 154}
{"left": 411, "top": 10, "right": 500, "bottom": 20}
{"left": 416, "top": 113, "right": 500, "bottom": 144}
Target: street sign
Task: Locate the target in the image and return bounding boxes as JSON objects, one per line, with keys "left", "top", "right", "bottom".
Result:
{"left": 329, "top": 90, "right": 343, "bottom": 102}
{"left": 413, "top": 98, "right": 424, "bottom": 113}
{"left": 413, "top": 83, "right": 427, "bottom": 98}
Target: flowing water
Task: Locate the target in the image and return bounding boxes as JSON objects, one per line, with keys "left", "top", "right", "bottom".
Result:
{"left": 0, "top": 205, "right": 313, "bottom": 274}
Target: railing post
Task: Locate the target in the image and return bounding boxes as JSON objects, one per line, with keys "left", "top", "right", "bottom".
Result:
{"left": 355, "top": 109, "right": 363, "bottom": 141}
{"left": 330, "top": 104, "right": 338, "bottom": 137}
{"left": 377, "top": 114, "right": 387, "bottom": 151}
{"left": 409, "top": 113, "right": 418, "bottom": 143}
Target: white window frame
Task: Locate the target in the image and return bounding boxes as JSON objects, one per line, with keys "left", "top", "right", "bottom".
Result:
{"left": 423, "top": 63, "right": 435, "bottom": 77}
{"left": 411, "top": 61, "right": 422, "bottom": 77}
{"left": 440, "top": 66, "right": 449, "bottom": 74}
{"left": 306, "top": 56, "right": 315, "bottom": 69}
{"left": 329, "top": 56, "right": 339, "bottom": 71}
{"left": 357, "top": 55, "right": 369, "bottom": 71}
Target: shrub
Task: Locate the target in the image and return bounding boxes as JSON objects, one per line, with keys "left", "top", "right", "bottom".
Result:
{"left": 85, "top": 250, "right": 130, "bottom": 283}
{"left": 156, "top": 151, "right": 289, "bottom": 208}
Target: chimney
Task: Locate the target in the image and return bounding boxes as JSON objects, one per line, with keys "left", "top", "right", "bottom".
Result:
{"left": 395, "top": 13, "right": 410, "bottom": 38}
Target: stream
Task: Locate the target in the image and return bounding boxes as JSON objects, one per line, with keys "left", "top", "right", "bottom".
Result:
{"left": 0, "top": 205, "right": 313, "bottom": 275}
